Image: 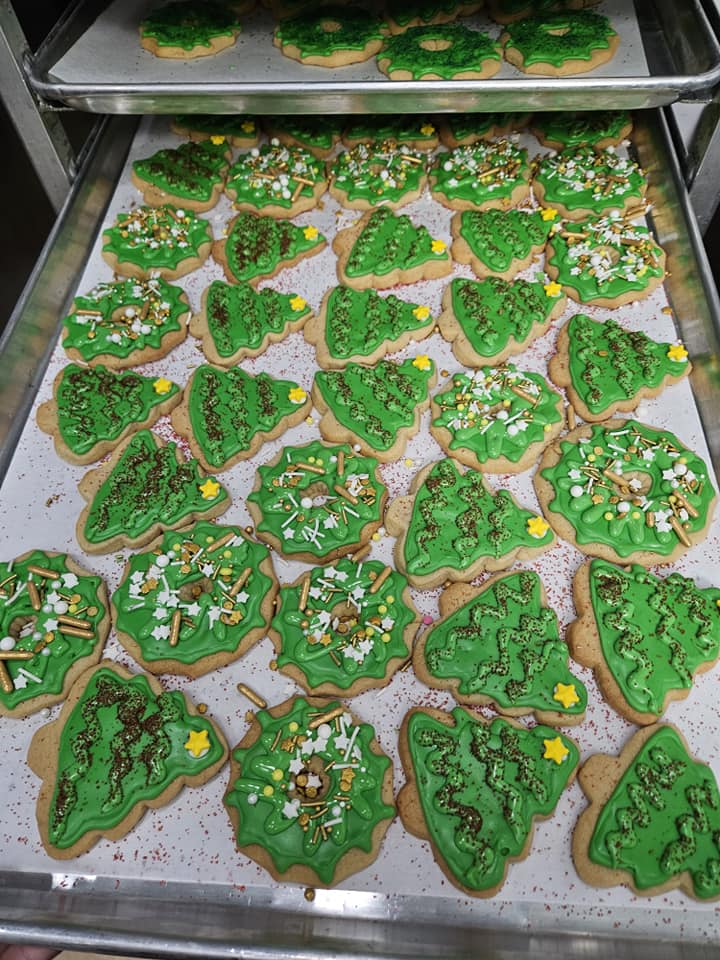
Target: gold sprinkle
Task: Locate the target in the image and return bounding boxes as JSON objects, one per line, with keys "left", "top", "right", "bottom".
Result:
{"left": 0, "top": 661, "right": 12, "bottom": 694}
{"left": 58, "top": 625, "right": 95, "bottom": 640}
{"left": 237, "top": 683, "right": 266, "bottom": 709}
{"left": 299, "top": 576, "right": 311, "bottom": 612}
{"left": 304, "top": 888, "right": 316, "bottom": 902}
{"left": 336, "top": 450, "right": 345, "bottom": 477}
{"left": 350, "top": 543, "right": 371, "bottom": 563}
{"left": 169, "top": 609, "right": 182, "bottom": 647}
{"left": 197, "top": 703, "right": 208, "bottom": 715}
{"left": 308, "top": 706, "right": 345, "bottom": 730}
{"left": 0, "top": 651, "right": 33, "bottom": 661}
{"left": 673, "top": 490, "right": 699, "bottom": 519}
{"left": 296, "top": 462, "right": 325, "bottom": 475}
{"left": 206, "top": 531, "right": 238, "bottom": 554}
{"left": 229, "top": 567, "right": 252, "bottom": 597}
{"left": 57, "top": 615, "right": 92, "bottom": 630}
{"left": 670, "top": 515, "right": 691, "bottom": 546}
{"left": 369, "top": 566, "right": 392, "bottom": 595}
{"left": 27, "top": 564, "right": 59, "bottom": 580}
{"left": 567, "top": 405, "right": 576, "bottom": 430}
{"left": 27, "top": 581, "right": 42, "bottom": 611}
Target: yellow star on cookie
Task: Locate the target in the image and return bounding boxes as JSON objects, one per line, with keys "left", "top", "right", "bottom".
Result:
{"left": 543, "top": 736, "right": 570, "bottom": 765}
{"left": 412, "top": 354, "right": 432, "bottom": 372}
{"left": 241, "top": 120, "right": 255, "bottom": 133}
{"left": 543, "top": 281, "right": 563, "bottom": 298}
{"left": 153, "top": 377, "right": 173, "bottom": 395}
{"left": 431, "top": 239, "right": 446, "bottom": 254}
{"left": 290, "top": 295, "right": 307, "bottom": 312}
{"left": 184, "top": 729, "right": 211, "bottom": 758}
{"left": 540, "top": 207, "right": 558, "bottom": 221}
{"left": 667, "top": 343, "right": 688, "bottom": 362}
{"left": 199, "top": 478, "right": 221, "bottom": 500}
{"left": 303, "top": 225, "right": 319, "bottom": 241}
{"left": 527, "top": 515, "right": 550, "bottom": 538}
{"left": 412, "top": 305, "right": 431, "bottom": 321}
{"left": 210, "top": 134, "right": 226, "bottom": 145}
{"left": 420, "top": 123, "right": 436, "bottom": 136}
{"left": 288, "top": 386, "right": 307, "bottom": 404}
{"left": 553, "top": 683, "right": 580, "bottom": 710}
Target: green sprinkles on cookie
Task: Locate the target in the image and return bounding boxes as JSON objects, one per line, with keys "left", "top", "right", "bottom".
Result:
{"left": 430, "top": 140, "right": 530, "bottom": 210}
{"left": 273, "top": 6, "right": 387, "bottom": 64}
{"left": 501, "top": 10, "right": 617, "bottom": 73}
{"left": 132, "top": 140, "right": 230, "bottom": 210}
{"left": 102, "top": 205, "right": 213, "bottom": 279}
{"left": 216, "top": 212, "right": 326, "bottom": 284}
{"left": 140, "top": 1, "right": 242, "bottom": 54}
{"left": 532, "top": 146, "right": 646, "bottom": 219}
{"left": 330, "top": 141, "right": 427, "bottom": 209}
{"left": 378, "top": 23, "right": 502, "bottom": 80}
{"left": 225, "top": 142, "right": 326, "bottom": 212}
{"left": 532, "top": 110, "right": 632, "bottom": 151}
{"left": 453, "top": 207, "right": 555, "bottom": 277}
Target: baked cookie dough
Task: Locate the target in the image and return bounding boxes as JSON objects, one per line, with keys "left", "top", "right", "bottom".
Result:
{"left": 430, "top": 139, "right": 531, "bottom": 211}
{"left": 329, "top": 141, "right": 428, "bottom": 211}
{"left": 377, "top": 23, "right": 502, "bottom": 80}
{"left": 451, "top": 207, "right": 556, "bottom": 280}
{"left": 213, "top": 212, "right": 326, "bottom": 284}
{"left": 225, "top": 142, "right": 327, "bottom": 217}
{"left": 171, "top": 114, "right": 259, "bottom": 148}
{"left": 531, "top": 110, "right": 632, "bottom": 151}
{"left": 132, "top": 140, "right": 231, "bottom": 213}
{"left": 139, "top": 1, "right": 242, "bottom": 58}
{"left": 102, "top": 205, "right": 213, "bottom": 281}
{"left": 273, "top": 7, "right": 387, "bottom": 66}
{"left": 501, "top": 10, "right": 619, "bottom": 76}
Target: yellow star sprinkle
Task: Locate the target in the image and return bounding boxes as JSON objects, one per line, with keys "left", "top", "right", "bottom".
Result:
{"left": 184, "top": 729, "right": 211, "bottom": 758}
{"left": 199, "top": 478, "right": 221, "bottom": 500}
{"left": 431, "top": 239, "right": 446, "bottom": 254}
{"left": 420, "top": 123, "right": 435, "bottom": 136}
{"left": 543, "top": 737, "right": 570, "bottom": 765}
{"left": 288, "top": 386, "right": 307, "bottom": 404}
{"left": 667, "top": 343, "right": 689, "bottom": 362}
{"left": 303, "top": 225, "right": 319, "bottom": 241}
{"left": 290, "top": 295, "right": 307, "bottom": 312}
{"left": 544, "top": 281, "right": 563, "bottom": 298}
{"left": 153, "top": 377, "right": 173, "bottom": 395}
{"left": 540, "top": 207, "right": 558, "bottom": 221}
{"left": 241, "top": 120, "right": 255, "bottom": 133}
{"left": 527, "top": 515, "right": 550, "bottom": 538}
{"left": 553, "top": 683, "right": 580, "bottom": 710}
{"left": 412, "top": 305, "right": 431, "bottom": 321}
{"left": 210, "top": 134, "right": 226, "bottom": 145}
{"left": 412, "top": 354, "right": 432, "bottom": 372}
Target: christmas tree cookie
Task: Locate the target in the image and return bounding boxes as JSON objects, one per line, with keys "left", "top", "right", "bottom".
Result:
{"left": 573, "top": 723, "right": 720, "bottom": 900}
{"left": 224, "top": 696, "right": 395, "bottom": 886}
{"left": 569, "top": 559, "right": 720, "bottom": 725}
{"left": 76, "top": 429, "right": 229, "bottom": 555}
{"left": 265, "top": 116, "right": 342, "bottom": 159}
{"left": 451, "top": 208, "right": 555, "bottom": 280}
{"left": 37, "top": 364, "right": 181, "bottom": 465}
{"left": 0, "top": 550, "right": 110, "bottom": 719}
{"left": 532, "top": 111, "right": 632, "bottom": 152}
{"left": 333, "top": 208, "right": 452, "bottom": 290}
{"left": 438, "top": 275, "right": 566, "bottom": 367}
{"left": 112, "top": 522, "right": 277, "bottom": 678}
{"left": 171, "top": 365, "right": 312, "bottom": 473}
{"left": 190, "top": 280, "right": 313, "bottom": 366}
{"left": 313, "top": 355, "right": 436, "bottom": 462}
{"left": 270, "top": 557, "right": 418, "bottom": 697}
{"left": 342, "top": 115, "right": 439, "bottom": 151}
{"left": 214, "top": 212, "right": 326, "bottom": 285}
{"left": 385, "top": 457, "right": 555, "bottom": 589}
{"left": 132, "top": 139, "right": 231, "bottom": 213}
{"left": 171, "top": 114, "right": 259, "bottom": 148}
{"left": 398, "top": 707, "right": 579, "bottom": 897}
{"left": 29, "top": 661, "right": 228, "bottom": 859}
{"left": 548, "top": 314, "right": 691, "bottom": 422}
{"left": 430, "top": 364, "right": 564, "bottom": 473}
{"left": 415, "top": 571, "right": 587, "bottom": 725}
{"left": 305, "top": 286, "right": 435, "bottom": 368}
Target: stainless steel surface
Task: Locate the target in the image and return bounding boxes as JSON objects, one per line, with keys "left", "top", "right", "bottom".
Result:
{"left": 0, "top": 0, "right": 76, "bottom": 212}
{"left": 1, "top": 110, "right": 720, "bottom": 959}
{"left": 26, "top": 0, "right": 720, "bottom": 114}
{"left": 679, "top": 95, "right": 720, "bottom": 233}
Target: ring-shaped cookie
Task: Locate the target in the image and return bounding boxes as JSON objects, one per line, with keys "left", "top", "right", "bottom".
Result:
{"left": 140, "top": 1, "right": 242, "bottom": 58}
{"left": 501, "top": 11, "right": 618, "bottom": 76}
{"left": 273, "top": 7, "right": 387, "bottom": 66}
{"left": 377, "top": 24, "right": 502, "bottom": 80}
{"left": 430, "top": 140, "right": 531, "bottom": 211}
{"left": 329, "top": 141, "right": 427, "bottom": 210}
{"left": 225, "top": 142, "right": 326, "bottom": 218}
{"left": 535, "top": 419, "right": 717, "bottom": 566}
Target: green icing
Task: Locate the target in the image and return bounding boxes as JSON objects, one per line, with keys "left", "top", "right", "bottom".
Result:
{"left": 344, "top": 116, "right": 437, "bottom": 144}
{"left": 588, "top": 725, "right": 720, "bottom": 898}
{"left": 272, "top": 558, "right": 415, "bottom": 691}
{"left": 378, "top": 24, "right": 501, "bottom": 79}
{"left": 0, "top": 551, "right": 106, "bottom": 714}
{"left": 186, "top": 365, "right": 308, "bottom": 470}
{"left": 546, "top": 214, "right": 665, "bottom": 303}
{"left": 113, "top": 522, "right": 274, "bottom": 667}
{"left": 344, "top": 208, "right": 449, "bottom": 279}
{"left": 387, "top": 0, "right": 474, "bottom": 26}
{"left": 226, "top": 143, "right": 325, "bottom": 211}
{"left": 587, "top": 559, "right": 720, "bottom": 717}
{"left": 140, "top": 2, "right": 241, "bottom": 49}
{"left": 406, "top": 709, "right": 578, "bottom": 892}
{"left": 62, "top": 278, "right": 187, "bottom": 363}
{"left": 457, "top": 208, "right": 553, "bottom": 274}
{"left": 431, "top": 140, "right": 529, "bottom": 206}
{"left": 534, "top": 111, "right": 631, "bottom": 149}
{"left": 133, "top": 141, "right": 229, "bottom": 204}
{"left": 493, "top": 0, "right": 597, "bottom": 17}
{"left": 432, "top": 365, "right": 562, "bottom": 466}
{"left": 402, "top": 458, "right": 554, "bottom": 579}
{"left": 443, "top": 112, "right": 528, "bottom": 144}
{"left": 534, "top": 147, "right": 645, "bottom": 216}
{"left": 330, "top": 142, "right": 426, "bottom": 206}
{"left": 53, "top": 364, "right": 180, "bottom": 458}
{"left": 422, "top": 571, "right": 587, "bottom": 716}
{"left": 563, "top": 313, "right": 689, "bottom": 416}
{"left": 48, "top": 666, "right": 225, "bottom": 849}
{"left": 314, "top": 357, "right": 434, "bottom": 454}
{"left": 503, "top": 11, "right": 615, "bottom": 67}
{"left": 322, "top": 286, "right": 433, "bottom": 361}
{"left": 248, "top": 440, "right": 385, "bottom": 560}
{"left": 225, "top": 697, "right": 395, "bottom": 884}
{"left": 268, "top": 116, "right": 340, "bottom": 151}
{"left": 81, "top": 429, "right": 228, "bottom": 547}
{"left": 102, "top": 205, "right": 212, "bottom": 273}
{"left": 172, "top": 115, "right": 258, "bottom": 140}
{"left": 203, "top": 280, "right": 311, "bottom": 359}
{"left": 540, "top": 420, "right": 716, "bottom": 559}
{"left": 446, "top": 276, "right": 560, "bottom": 359}
{"left": 274, "top": 7, "right": 386, "bottom": 56}
{"left": 223, "top": 212, "right": 325, "bottom": 283}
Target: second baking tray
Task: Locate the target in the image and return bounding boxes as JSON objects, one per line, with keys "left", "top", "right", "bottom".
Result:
{"left": 28, "top": 0, "right": 720, "bottom": 113}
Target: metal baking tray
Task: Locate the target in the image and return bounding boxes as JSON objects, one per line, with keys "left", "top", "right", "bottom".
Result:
{"left": 27, "top": 0, "right": 720, "bottom": 114}
{"left": 2, "top": 110, "right": 720, "bottom": 960}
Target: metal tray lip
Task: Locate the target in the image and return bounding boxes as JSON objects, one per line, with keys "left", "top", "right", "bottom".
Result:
{"left": 25, "top": 0, "right": 720, "bottom": 111}
{"left": 2, "top": 111, "right": 720, "bottom": 958}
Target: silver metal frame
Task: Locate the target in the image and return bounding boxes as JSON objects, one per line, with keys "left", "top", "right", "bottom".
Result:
{"left": 0, "top": 109, "right": 719, "bottom": 958}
